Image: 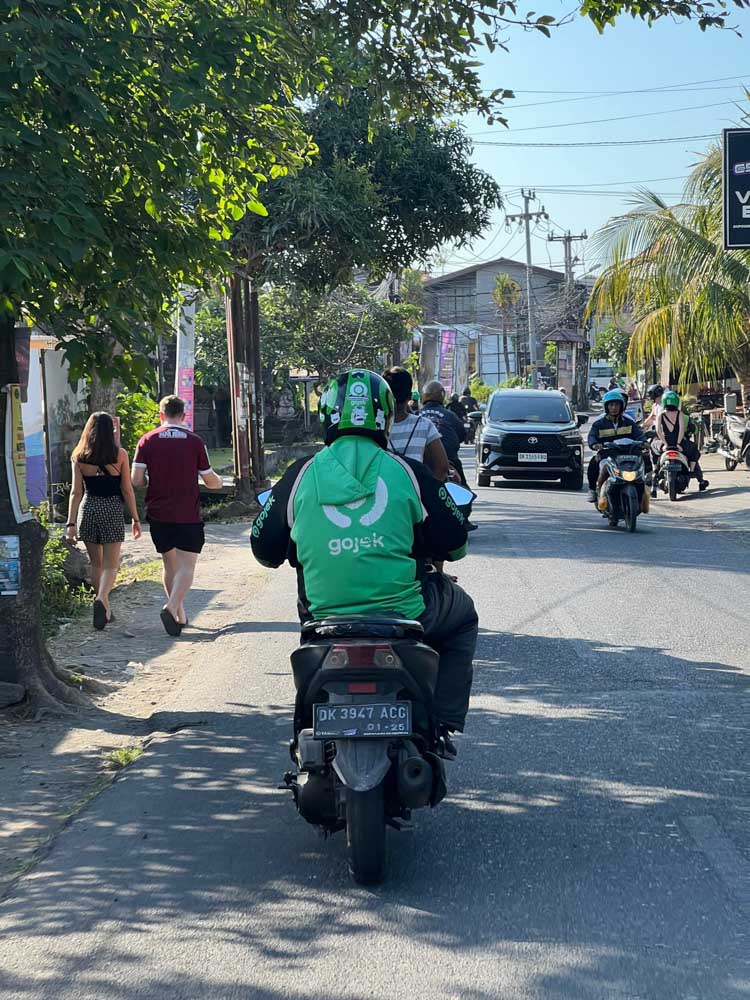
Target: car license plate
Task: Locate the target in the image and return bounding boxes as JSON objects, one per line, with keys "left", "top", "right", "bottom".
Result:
{"left": 313, "top": 701, "right": 412, "bottom": 739}
{"left": 518, "top": 452, "right": 547, "bottom": 462}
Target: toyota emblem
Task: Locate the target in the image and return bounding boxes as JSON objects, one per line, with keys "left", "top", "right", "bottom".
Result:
{"left": 527, "top": 436, "right": 538, "bottom": 444}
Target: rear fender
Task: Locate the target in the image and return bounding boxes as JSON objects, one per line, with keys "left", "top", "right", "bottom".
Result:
{"left": 333, "top": 740, "right": 391, "bottom": 792}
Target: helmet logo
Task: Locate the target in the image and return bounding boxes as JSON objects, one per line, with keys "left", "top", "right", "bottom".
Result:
{"left": 323, "top": 477, "right": 389, "bottom": 529}
{"left": 350, "top": 405, "right": 366, "bottom": 427}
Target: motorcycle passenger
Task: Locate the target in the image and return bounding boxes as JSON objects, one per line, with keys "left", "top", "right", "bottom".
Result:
{"left": 447, "top": 393, "right": 468, "bottom": 422}
{"left": 250, "top": 369, "right": 479, "bottom": 748}
{"left": 587, "top": 389, "right": 644, "bottom": 502}
{"left": 459, "top": 387, "right": 479, "bottom": 442}
{"left": 642, "top": 384, "right": 664, "bottom": 430}
{"left": 654, "top": 390, "right": 709, "bottom": 492}
{"left": 421, "top": 380, "right": 468, "bottom": 484}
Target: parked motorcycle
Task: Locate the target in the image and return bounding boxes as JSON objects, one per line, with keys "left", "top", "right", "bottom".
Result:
{"left": 714, "top": 410, "right": 750, "bottom": 471}
{"left": 257, "top": 482, "right": 474, "bottom": 885}
{"left": 588, "top": 382, "right": 602, "bottom": 403}
{"left": 595, "top": 440, "right": 647, "bottom": 531}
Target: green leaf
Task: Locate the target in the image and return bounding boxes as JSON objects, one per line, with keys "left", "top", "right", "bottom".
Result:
{"left": 144, "top": 197, "right": 160, "bottom": 221}
{"left": 246, "top": 199, "right": 268, "bottom": 217}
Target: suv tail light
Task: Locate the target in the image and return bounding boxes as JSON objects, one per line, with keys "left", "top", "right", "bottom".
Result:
{"left": 323, "top": 644, "right": 401, "bottom": 668}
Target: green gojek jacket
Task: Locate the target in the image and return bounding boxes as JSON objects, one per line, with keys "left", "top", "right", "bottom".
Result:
{"left": 251, "top": 436, "right": 469, "bottom": 621}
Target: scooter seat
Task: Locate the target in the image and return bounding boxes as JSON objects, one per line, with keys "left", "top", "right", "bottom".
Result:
{"left": 301, "top": 615, "right": 424, "bottom": 640}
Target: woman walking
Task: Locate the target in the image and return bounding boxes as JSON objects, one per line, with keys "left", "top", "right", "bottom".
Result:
{"left": 66, "top": 412, "right": 141, "bottom": 629}
{"left": 382, "top": 367, "right": 451, "bottom": 480}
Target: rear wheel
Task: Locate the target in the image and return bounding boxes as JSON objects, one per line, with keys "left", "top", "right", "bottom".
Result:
{"left": 346, "top": 785, "right": 386, "bottom": 885}
{"left": 725, "top": 456, "right": 738, "bottom": 471}
{"left": 477, "top": 471, "right": 491, "bottom": 488}
{"left": 668, "top": 473, "right": 677, "bottom": 502}
{"left": 561, "top": 470, "right": 584, "bottom": 491}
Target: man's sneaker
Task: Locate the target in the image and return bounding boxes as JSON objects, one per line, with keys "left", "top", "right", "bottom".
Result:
{"left": 587, "top": 489, "right": 597, "bottom": 503}
{"left": 699, "top": 479, "right": 709, "bottom": 492}
{"left": 437, "top": 726, "right": 458, "bottom": 760}
{"left": 466, "top": 521, "right": 479, "bottom": 532}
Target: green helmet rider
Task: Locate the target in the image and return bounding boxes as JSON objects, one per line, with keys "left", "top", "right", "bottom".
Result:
{"left": 662, "top": 390, "right": 681, "bottom": 410}
{"left": 318, "top": 369, "right": 395, "bottom": 447}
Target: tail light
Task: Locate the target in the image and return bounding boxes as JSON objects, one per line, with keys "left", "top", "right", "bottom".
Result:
{"left": 666, "top": 451, "right": 680, "bottom": 458}
{"left": 347, "top": 682, "right": 377, "bottom": 694}
{"left": 323, "top": 644, "right": 401, "bottom": 668}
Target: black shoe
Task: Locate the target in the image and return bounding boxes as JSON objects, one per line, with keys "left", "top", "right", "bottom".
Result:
{"left": 466, "top": 521, "right": 478, "bottom": 532}
{"left": 699, "top": 479, "right": 709, "bottom": 492}
{"left": 437, "top": 726, "right": 458, "bottom": 760}
{"left": 587, "top": 489, "right": 596, "bottom": 503}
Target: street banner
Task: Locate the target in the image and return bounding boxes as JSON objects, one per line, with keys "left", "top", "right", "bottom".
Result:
{"left": 4, "top": 384, "right": 33, "bottom": 523}
{"left": 723, "top": 128, "right": 750, "bottom": 249}
{"left": 175, "top": 288, "right": 196, "bottom": 429}
{"left": 438, "top": 328, "right": 457, "bottom": 393}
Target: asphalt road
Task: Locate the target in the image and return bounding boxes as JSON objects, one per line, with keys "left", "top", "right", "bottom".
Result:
{"left": 2, "top": 450, "right": 749, "bottom": 1000}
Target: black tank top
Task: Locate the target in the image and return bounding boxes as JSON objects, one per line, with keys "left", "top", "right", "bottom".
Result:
{"left": 661, "top": 415, "right": 681, "bottom": 448}
{"left": 82, "top": 465, "right": 123, "bottom": 498}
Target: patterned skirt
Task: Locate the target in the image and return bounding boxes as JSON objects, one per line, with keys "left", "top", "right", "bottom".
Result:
{"left": 78, "top": 494, "right": 125, "bottom": 545}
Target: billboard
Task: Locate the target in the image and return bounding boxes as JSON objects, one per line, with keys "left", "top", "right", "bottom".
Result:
{"left": 723, "top": 128, "right": 750, "bottom": 250}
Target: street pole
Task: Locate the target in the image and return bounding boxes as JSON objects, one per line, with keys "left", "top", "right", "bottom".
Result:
{"left": 506, "top": 190, "right": 548, "bottom": 388}
{"left": 547, "top": 231, "right": 588, "bottom": 289}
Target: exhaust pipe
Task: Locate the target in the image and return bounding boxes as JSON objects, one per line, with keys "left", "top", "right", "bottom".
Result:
{"left": 716, "top": 449, "right": 738, "bottom": 461}
{"left": 397, "top": 755, "right": 433, "bottom": 809}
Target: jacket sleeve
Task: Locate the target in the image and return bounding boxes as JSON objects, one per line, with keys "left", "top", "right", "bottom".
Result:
{"left": 587, "top": 418, "right": 602, "bottom": 448}
{"left": 403, "top": 457, "right": 469, "bottom": 562}
{"left": 250, "top": 458, "right": 309, "bottom": 568}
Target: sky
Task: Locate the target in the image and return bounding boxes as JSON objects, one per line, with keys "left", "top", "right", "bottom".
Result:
{"left": 436, "top": 3, "right": 750, "bottom": 277}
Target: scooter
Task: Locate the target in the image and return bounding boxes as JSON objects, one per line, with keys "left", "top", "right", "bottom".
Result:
{"left": 714, "top": 410, "right": 750, "bottom": 471}
{"left": 595, "top": 440, "right": 647, "bottom": 531}
{"left": 654, "top": 444, "right": 691, "bottom": 501}
{"left": 256, "top": 482, "right": 475, "bottom": 886}
{"left": 588, "top": 382, "right": 602, "bottom": 403}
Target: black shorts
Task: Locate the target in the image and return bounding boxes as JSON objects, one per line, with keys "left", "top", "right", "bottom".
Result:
{"left": 148, "top": 520, "right": 205, "bottom": 554}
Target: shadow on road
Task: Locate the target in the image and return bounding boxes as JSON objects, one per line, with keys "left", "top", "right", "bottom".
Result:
{"left": 1, "top": 626, "right": 747, "bottom": 998}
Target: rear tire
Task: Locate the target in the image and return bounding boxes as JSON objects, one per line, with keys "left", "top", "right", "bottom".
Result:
{"left": 477, "top": 472, "right": 491, "bottom": 487}
{"left": 561, "top": 470, "right": 584, "bottom": 491}
{"left": 346, "top": 785, "right": 386, "bottom": 885}
{"left": 668, "top": 473, "right": 677, "bottom": 502}
{"left": 725, "top": 457, "right": 738, "bottom": 471}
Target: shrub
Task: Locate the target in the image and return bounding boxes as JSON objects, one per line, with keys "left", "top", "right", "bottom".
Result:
{"left": 37, "top": 504, "right": 91, "bottom": 637}
{"left": 116, "top": 391, "right": 160, "bottom": 457}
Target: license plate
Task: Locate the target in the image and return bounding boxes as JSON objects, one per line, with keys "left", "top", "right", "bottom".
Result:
{"left": 518, "top": 452, "right": 547, "bottom": 462}
{"left": 313, "top": 701, "right": 412, "bottom": 739}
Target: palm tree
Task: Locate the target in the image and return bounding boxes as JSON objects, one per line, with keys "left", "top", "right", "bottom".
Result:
{"left": 492, "top": 273, "right": 522, "bottom": 381}
{"left": 586, "top": 145, "right": 750, "bottom": 400}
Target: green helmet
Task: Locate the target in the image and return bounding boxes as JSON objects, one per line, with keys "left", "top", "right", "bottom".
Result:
{"left": 662, "top": 390, "right": 681, "bottom": 410}
{"left": 319, "top": 369, "right": 395, "bottom": 447}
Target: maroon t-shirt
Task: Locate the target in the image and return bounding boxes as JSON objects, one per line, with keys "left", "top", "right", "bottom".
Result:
{"left": 133, "top": 424, "right": 212, "bottom": 523}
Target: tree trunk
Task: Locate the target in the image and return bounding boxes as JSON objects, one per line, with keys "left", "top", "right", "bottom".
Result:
{"left": 0, "top": 310, "right": 87, "bottom": 716}
{"left": 90, "top": 369, "right": 122, "bottom": 414}
{"left": 731, "top": 346, "right": 750, "bottom": 414}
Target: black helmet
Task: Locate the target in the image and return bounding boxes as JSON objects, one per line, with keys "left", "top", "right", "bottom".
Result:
{"left": 646, "top": 384, "right": 663, "bottom": 401}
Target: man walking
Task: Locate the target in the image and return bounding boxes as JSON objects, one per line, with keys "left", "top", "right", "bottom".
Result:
{"left": 132, "top": 395, "right": 222, "bottom": 635}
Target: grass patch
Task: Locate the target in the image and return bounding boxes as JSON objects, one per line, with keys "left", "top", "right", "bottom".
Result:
{"left": 106, "top": 745, "right": 144, "bottom": 770}
{"left": 212, "top": 447, "right": 234, "bottom": 472}
{"left": 117, "top": 559, "right": 162, "bottom": 587}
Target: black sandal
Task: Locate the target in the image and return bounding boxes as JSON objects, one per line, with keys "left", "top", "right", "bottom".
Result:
{"left": 93, "top": 600, "right": 107, "bottom": 631}
{"left": 160, "top": 607, "right": 182, "bottom": 637}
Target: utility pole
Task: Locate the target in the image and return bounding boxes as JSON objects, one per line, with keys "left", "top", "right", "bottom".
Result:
{"left": 506, "top": 190, "right": 548, "bottom": 388}
{"left": 547, "top": 230, "right": 588, "bottom": 288}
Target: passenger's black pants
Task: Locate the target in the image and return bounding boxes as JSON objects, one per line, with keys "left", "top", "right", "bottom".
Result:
{"left": 419, "top": 572, "right": 478, "bottom": 732}
{"left": 587, "top": 454, "right": 600, "bottom": 490}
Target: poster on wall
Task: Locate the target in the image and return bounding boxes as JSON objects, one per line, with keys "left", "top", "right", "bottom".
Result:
{"left": 4, "top": 385, "right": 33, "bottom": 523}
{"left": 0, "top": 535, "right": 20, "bottom": 596}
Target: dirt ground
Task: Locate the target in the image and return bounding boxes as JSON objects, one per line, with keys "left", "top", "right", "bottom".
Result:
{"left": 0, "top": 522, "right": 268, "bottom": 897}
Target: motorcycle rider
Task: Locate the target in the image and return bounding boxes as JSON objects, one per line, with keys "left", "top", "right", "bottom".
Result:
{"left": 587, "top": 389, "right": 644, "bottom": 502}
{"left": 250, "top": 369, "right": 479, "bottom": 752}
{"left": 654, "top": 390, "right": 709, "bottom": 492}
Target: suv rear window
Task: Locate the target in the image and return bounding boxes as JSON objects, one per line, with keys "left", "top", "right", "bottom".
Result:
{"left": 489, "top": 394, "right": 572, "bottom": 424}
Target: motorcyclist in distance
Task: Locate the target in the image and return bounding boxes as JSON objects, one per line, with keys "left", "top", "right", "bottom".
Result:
{"left": 587, "top": 389, "right": 643, "bottom": 502}
{"left": 250, "top": 369, "right": 479, "bottom": 755}
{"left": 654, "top": 390, "right": 709, "bottom": 492}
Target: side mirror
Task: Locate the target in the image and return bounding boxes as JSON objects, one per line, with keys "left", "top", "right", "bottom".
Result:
{"left": 444, "top": 482, "right": 476, "bottom": 506}
{"left": 256, "top": 489, "right": 273, "bottom": 507}
{"left": 576, "top": 413, "right": 587, "bottom": 427}
{"left": 468, "top": 411, "right": 483, "bottom": 421}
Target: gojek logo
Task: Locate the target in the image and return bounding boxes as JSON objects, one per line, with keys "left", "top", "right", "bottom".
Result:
{"left": 324, "top": 478, "right": 389, "bottom": 556}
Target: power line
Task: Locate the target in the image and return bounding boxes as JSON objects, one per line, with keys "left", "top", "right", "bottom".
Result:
{"left": 470, "top": 100, "right": 736, "bottom": 136}
{"left": 501, "top": 175, "right": 688, "bottom": 188}
{"left": 474, "top": 133, "right": 717, "bottom": 148}
{"left": 483, "top": 73, "right": 749, "bottom": 99}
